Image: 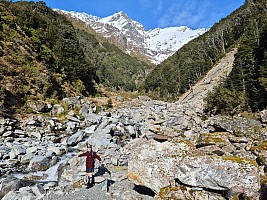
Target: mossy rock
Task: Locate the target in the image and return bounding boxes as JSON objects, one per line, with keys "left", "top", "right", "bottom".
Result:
{"left": 157, "top": 185, "right": 225, "bottom": 200}
{"left": 157, "top": 186, "right": 179, "bottom": 200}
{"left": 251, "top": 140, "right": 267, "bottom": 152}
{"left": 220, "top": 156, "right": 258, "bottom": 166}
{"left": 197, "top": 132, "right": 230, "bottom": 147}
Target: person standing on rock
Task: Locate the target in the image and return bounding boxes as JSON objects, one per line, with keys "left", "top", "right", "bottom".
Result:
{"left": 77, "top": 144, "right": 102, "bottom": 188}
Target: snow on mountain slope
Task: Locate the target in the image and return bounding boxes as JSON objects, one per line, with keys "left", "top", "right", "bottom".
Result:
{"left": 56, "top": 9, "right": 208, "bottom": 64}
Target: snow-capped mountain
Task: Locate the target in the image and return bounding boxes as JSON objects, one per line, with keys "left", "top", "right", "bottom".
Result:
{"left": 56, "top": 10, "right": 208, "bottom": 64}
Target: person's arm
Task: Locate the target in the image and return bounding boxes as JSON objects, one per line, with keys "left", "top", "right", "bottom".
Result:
{"left": 94, "top": 152, "right": 102, "bottom": 162}
{"left": 77, "top": 152, "right": 87, "bottom": 157}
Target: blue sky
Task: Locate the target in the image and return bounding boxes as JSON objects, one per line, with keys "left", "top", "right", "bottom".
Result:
{"left": 15, "top": 0, "right": 245, "bottom": 30}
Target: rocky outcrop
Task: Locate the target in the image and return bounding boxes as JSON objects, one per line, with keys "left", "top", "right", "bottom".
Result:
{"left": 177, "top": 155, "right": 260, "bottom": 198}
{"left": 127, "top": 138, "right": 195, "bottom": 193}
{"left": 127, "top": 138, "right": 261, "bottom": 198}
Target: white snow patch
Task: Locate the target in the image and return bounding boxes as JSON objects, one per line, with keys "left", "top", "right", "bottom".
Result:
{"left": 54, "top": 9, "right": 208, "bottom": 64}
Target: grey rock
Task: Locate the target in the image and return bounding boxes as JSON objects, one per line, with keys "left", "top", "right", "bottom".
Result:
{"left": 26, "top": 100, "right": 48, "bottom": 113}
{"left": 47, "top": 146, "right": 65, "bottom": 156}
{"left": 32, "top": 184, "right": 45, "bottom": 198}
{"left": 84, "top": 125, "right": 96, "bottom": 134}
{"left": 124, "top": 125, "right": 136, "bottom": 136}
{"left": 26, "top": 119, "right": 40, "bottom": 126}
{"left": 66, "top": 115, "right": 80, "bottom": 123}
{"left": 0, "top": 126, "right": 6, "bottom": 135}
{"left": 14, "top": 129, "right": 25, "bottom": 135}
{"left": 46, "top": 150, "right": 56, "bottom": 158}
{"left": 5, "top": 190, "right": 35, "bottom": 200}
{"left": 26, "top": 147, "right": 38, "bottom": 154}
{"left": 65, "top": 121, "right": 79, "bottom": 134}
{"left": 127, "top": 138, "right": 260, "bottom": 198}
{"left": 21, "top": 153, "right": 35, "bottom": 164}
{"left": 27, "top": 131, "right": 42, "bottom": 140}
{"left": 5, "top": 118, "right": 17, "bottom": 126}
{"left": 0, "top": 117, "right": 5, "bottom": 125}
{"left": 2, "top": 131, "right": 13, "bottom": 137}
{"left": 85, "top": 113, "right": 101, "bottom": 124}
{"left": 110, "top": 157, "right": 118, "bottom": 166}
{"left": 67, "top": 130, "right": 86, "bottom": 146}
{"left": 19, "top": 186, "right": 33, "bottom": 195}
{"left": 10, "top": 145, "right": 26, "bottom": 159}
{"left": 0, "top": 176, "right": 22, "bottom": 199}
{"left": 51, "top": 104, "right": 65, "bottom": 115}
{"left": 138, "top": 95, "right": 151, "bottom": 101}
{"left": 63, "top": 96, "right": 81, "bottom": 109}
{"left": 79, "top": 102, "right": 91, "bottom": 118}
{"left": 208, "top": 116, "right": 262, "bottom": 136}
{"left": 127, "top": 138, "right": 195, "bottom": 193}
{"left": 260, "top": 109, "right": 267, "bottom": 123}
{"left": 28, "top": 156, "right": 51, "bottom": 171}
{"left": 0, "top": 146, "right": 11, "bottom": 154}
{"left": 110, "top": 170, "right": 127, "bottom": 182}
{"left": 109, "top": 179, "right": 154, "bottom": 200}
{"left": 176, "top": 155, "right": 260, "bottom": 196}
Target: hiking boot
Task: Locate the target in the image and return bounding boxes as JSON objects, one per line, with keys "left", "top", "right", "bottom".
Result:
{"left": 91, "top": 175, "right": 94, "bottom": 186}
{"left": 87, "top": 177, "right": 93, "bottom": 188}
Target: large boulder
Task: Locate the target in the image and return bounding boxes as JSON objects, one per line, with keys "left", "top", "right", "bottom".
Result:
{"left": 28, "top": 156, "right": 51, "bottom": 171}
{"left": 127, "top": 138, "right": 195, "bottom": 193}
{"left": 176, "top": 155, "right": 260, "bottom": 198}
{"left": 0, "top": 176, "right": 22, "bottom": 199}
{"left": 66, "top": 130, "right": 86, "bottom": 146}
{"left": 2, "top": 189, "right": 35, "bottom": 200}
{"left": 59, "top": 156, "right": 87, "bottom": 188}
{"left": 127, "top": 138, "right": 260, "bottom": 198}
{"left": 207, "top": 116, "right": 262, "bottom": 136}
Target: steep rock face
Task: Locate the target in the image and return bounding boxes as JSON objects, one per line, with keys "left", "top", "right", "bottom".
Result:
{"left": 56, "top": 10, "right": 207, "bottom": 64}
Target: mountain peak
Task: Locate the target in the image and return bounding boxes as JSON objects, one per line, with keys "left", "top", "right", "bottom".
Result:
{"left": 114, "top": 11, "right": 128, "bottom": 18}
{"left": 57, "top": 10, "right": 207, "bottom": 64}
{"left": 102, "top": 11, "right": 129, "bottom": 23}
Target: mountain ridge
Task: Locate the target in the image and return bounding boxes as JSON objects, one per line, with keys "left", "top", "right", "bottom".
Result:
{"left": 55, "top": 9, "right": 207, "bottom": 64}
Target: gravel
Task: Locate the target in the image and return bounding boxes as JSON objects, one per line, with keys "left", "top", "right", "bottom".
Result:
{"left": 43, "top": 184, "right": 112, "bottom": 200}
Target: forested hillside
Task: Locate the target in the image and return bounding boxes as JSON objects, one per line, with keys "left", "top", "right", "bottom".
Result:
{"left": 0, "top": 1, "right": 97, "bottom": 112}
{"left": 205, "top": 0, "right": 267, "bottom": 114}
{"left": 0, "top": 1, "right": 150, "bottom": 114}
{"left": 144, "top": 0, "right": 267, "bottom": 114}
{"left": 68, "top": 18, "right": 151, "bottom": 91}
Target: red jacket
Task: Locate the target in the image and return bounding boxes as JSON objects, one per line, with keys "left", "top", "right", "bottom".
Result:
{"left": 78, "top": 151, "right": 101, "bottom": 168}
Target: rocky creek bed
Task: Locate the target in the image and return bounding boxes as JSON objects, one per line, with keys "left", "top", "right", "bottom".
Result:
{"left": 1, "top": 96, "right": 267, "bottom": 199}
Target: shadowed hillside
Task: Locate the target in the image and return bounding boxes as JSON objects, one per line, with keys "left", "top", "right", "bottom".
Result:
{"left": 0, "top": 1, "right": 151, "bottom": 115}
